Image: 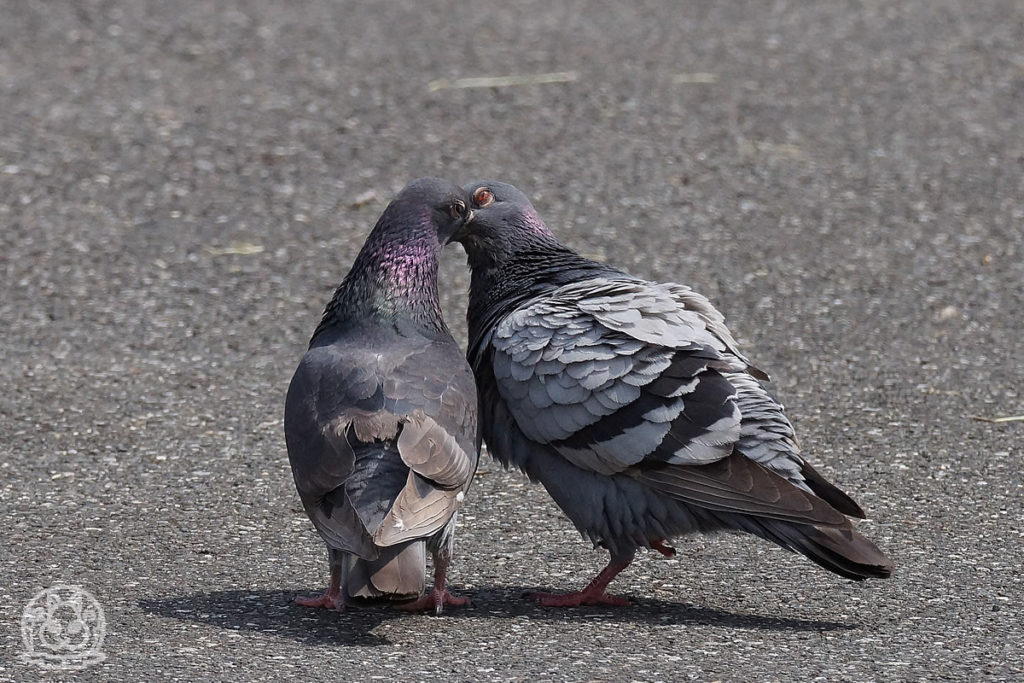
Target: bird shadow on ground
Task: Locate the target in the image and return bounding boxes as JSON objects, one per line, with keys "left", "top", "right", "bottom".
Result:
{"left": 138, "top": 584, "right": 853, "bottom": 647}
{"left": 467, "top": 585, "right": 856, "bottom": 632}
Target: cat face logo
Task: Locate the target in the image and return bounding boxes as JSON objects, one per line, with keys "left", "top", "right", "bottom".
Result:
{"left": 21, "top": 584, "right": 107, "bottom": 671}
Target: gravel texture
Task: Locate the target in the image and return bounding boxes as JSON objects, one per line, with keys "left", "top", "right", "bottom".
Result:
{"left": 1, "top": 1, "right": 1021, "bottom": 681}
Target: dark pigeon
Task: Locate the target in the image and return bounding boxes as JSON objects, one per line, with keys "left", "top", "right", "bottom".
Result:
{"left": 284, "top": 178, "right": 479, "bottom": 614}
{"left": 452, "top": 180, "right": 893, "bottom": 607}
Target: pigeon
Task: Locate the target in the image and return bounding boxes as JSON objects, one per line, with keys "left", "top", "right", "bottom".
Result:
{"left": 452, "top": 180, "right": 893, "bottom": 607}
{"left": 284, "top": 178, "right": 479, "bottom": 614}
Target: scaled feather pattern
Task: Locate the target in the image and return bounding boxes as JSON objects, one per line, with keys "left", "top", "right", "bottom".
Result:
{"left": 454, "top": 180, "right": 892, "bottom": 606}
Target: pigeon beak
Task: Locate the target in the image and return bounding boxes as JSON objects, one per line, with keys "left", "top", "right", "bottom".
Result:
{"left": 446, "top": 210, "right": 473, "bottom": 244}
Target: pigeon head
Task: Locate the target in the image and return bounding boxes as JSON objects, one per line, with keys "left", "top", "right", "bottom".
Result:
{"left": 459, "top": 181, "right": 554, "bottom": 238}
{"left": 449, "top": 180, "right": 562, "bottom": 274}
{"left": 346, "top": 177, "right": 471, "bottom": 289}
{"left": 311, "top": 178, "right": 471, "bottom": 340}
{"left": 384, "top": 177, "right": 474, "bottom": 246}
{"left": 455, "top": 178, "right": 618, "bottom": 286}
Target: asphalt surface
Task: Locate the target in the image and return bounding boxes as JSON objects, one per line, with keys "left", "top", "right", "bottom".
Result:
{"left": 1, "top": 1, "right": 1022, "bottom": 681}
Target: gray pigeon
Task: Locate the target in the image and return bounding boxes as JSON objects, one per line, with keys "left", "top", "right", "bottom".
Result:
{"left": 452, "top": 180, "right": 893, "bottom": 607}
{"left": 284, "top": 178, "right": 479, "bottom": 614}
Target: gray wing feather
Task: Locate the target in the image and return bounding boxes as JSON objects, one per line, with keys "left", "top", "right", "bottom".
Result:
{"left": 489, "top": 278, "right": 752, "bottom": 474}
{"left": 728, "top": 371, "right": 808, "bottom": 486}
{"left": 285, "top": 340, "right": 477, "bottom": 557}
{"left": 665, "top": 283, "right": 770, "bottom": 380}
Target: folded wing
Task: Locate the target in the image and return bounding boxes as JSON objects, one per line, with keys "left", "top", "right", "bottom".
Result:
{"left": 488, "top": 276, "right": 850, "bottom": 525}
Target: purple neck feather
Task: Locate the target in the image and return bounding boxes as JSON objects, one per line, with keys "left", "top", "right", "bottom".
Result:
{"left": 520, "top": 204, "right": 555, "bottom": 237}
{"left": 312, "top": 210, "right": 447, "bottom": 341}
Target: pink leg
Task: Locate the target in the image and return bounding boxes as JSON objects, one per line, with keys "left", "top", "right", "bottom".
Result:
{"left": 529, "top": 557, "right": 633, "bottom": 607}
{"left": 397, "top": 554, "right": 470, "bottom": 616}
{"left": 651, "top": 538, "right": 676, "bottom": 557}
{"left": 295, "top": 564, "right": 345, "bottom": 611}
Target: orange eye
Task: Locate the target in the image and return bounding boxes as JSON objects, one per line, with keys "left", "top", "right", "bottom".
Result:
{"left": 473, "top": 187, "right": 494, "bottom": 207}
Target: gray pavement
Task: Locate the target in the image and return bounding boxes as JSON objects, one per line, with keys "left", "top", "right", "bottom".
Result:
{"left": 1, "top": 1, "right": 1022, "bottom": 680}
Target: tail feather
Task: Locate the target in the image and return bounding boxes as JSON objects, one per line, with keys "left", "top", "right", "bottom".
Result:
{"left": 346, "top": 541, "right": 426, "bottom": 599}
{"left": 753, "top": 518, "right": 894, "bottom": 580}
{"left": 798, "top": 461, "right": 867, "bottom": 519}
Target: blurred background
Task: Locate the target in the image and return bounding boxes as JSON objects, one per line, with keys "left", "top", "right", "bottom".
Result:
{"left": 1, "top": 1, "right": 1021, "bottom": 680}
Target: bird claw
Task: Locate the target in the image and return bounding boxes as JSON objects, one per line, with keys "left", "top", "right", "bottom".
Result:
{"left": 295, "top": 591, "right": 346, "bottom": 611}
{"left": 651, "top": 538, "right": 676, "bottom": 557}
{"left": 396, "top": 589, "right": 471, "bottom": 615}
{"left": 527, "top": 590, "right": 631, "bottom": 608}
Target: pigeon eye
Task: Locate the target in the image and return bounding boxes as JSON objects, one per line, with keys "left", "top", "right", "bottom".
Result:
{"left": 450, "top": 199, "right": 467, "bottom": 219}
{"left": 472, "top": 187, "right": 494, "bottom": 208}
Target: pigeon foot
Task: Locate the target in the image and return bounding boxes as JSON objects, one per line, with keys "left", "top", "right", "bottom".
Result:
{"left": 295, "top": 566, "right": 345, "bottom": 610}
{"left": 295, "top": 590, "right": 346, "bottom": 611}
{"left": 528, "top": 556, "right": 633, "bottom": 607}
{"left": 651, "top": 538, "right": 676, "bottom": 557}
{"left": 397, "top": 588, "right": 471, "bottom": 615}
